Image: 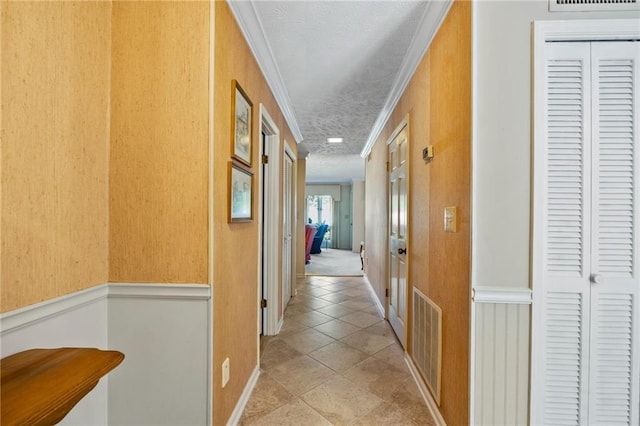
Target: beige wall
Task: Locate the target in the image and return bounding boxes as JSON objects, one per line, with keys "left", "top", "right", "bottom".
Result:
{"left": 364, "top": 2, "right": 471, "bottom": 424}
{"left": 364, "top": 143, "right": 389, "bottom": 305}
{"left": 1, "top": 1, "right": 112, "bottom": 312}
{"left": 213, "top": 3, "right": 297, "bottom": 424}
{"left": 109, "top": 1, "right": 209, "bottom": 283}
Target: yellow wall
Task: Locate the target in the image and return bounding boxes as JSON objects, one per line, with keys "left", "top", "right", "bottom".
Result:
{"left": 213, "top": 3, "right": 297, "bottom": 424}
{"left": 364, "top": 2, "right": 471, "bottom": 424}
{"left": 109, "top": 1, "right": 209, "bottom": 283}
{"left": 1, "top": 1, "right": 112, "bottom": 312}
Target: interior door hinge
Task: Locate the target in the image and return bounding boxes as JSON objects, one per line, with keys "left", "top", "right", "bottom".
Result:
{"left": 262, "top": 154, "right": 269, "bottom": 164}
{"left": 261, "top": 299, "right": 267, "bottom": 308}
{"left": 385, "top": 288, "right": 389, "bottom": 298}
{"left": 386, "top": 161, "right": 390, "bottom": 172}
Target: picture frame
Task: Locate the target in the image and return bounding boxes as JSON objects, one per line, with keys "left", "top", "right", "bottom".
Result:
{"left": 231, "top": 80, "right": 253, "bottom": 167}
{"left": 228, "top": 162, "right": 253, "bottom": 223}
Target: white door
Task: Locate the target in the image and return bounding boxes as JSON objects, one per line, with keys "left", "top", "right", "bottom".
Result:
{"left": 260, "top": 131, "right": 268, "bottom": 336}
{"left": 532, "top": 40, "right": 639, "bottom": 425}
{"left": 283, "top": 152, "right": 293, "bottom": 308}
{"left": 388, "top": 124, "right": 408, "bottom": 348}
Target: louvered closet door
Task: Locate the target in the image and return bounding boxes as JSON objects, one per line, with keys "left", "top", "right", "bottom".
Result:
{"left": 539, "top": 42, "right": 593, "bottom": 425}
{"left": 588, "top": 41, "right": 639, "bottom": 426}
{"left": 536, "top": 40, "right": 639, "bottom": 426}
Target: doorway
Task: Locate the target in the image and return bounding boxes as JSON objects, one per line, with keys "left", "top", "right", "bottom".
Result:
{"left": 387, "top": 119, "right": 409, "bottom": 348}
{"left": 258, "top": 105, "right": 281, "bottom": 338}
{"left": 282, "top": 145, "right": 294, "bottom": 310}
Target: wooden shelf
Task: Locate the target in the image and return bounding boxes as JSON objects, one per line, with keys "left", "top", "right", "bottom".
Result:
{"left": 1, "top": 347, "right": 124, "bottom": 425}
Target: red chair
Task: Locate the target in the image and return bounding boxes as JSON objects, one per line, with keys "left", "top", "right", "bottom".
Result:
{"left": 305, "top": 225, "right": 317, "bottom": 264}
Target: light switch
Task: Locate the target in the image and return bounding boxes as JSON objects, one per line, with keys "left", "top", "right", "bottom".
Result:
{"left": 444, "top": 207, "right": 457, "bottom": 232}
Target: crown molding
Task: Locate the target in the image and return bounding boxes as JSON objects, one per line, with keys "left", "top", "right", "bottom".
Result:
{"left": 226, "top": 0, "right": 304, "bottom": 143}
{"left": 360, "top": 0, "right": 453, "bottom": 158}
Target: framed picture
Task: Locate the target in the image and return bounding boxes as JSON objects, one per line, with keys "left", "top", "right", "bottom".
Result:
{"left": 228, "top": 162, "right": 253, "bottom": 223}
{"left": 231, "top": 80, "right": 253, "bottom": 167}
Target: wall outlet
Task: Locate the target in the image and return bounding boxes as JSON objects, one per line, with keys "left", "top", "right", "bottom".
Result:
{"left": 222, "top": 357, "right": 230, "bottom": 388}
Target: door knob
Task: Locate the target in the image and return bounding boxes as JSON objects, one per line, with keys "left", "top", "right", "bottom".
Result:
{"left": 590, "top": 273, "right": 602, "bottom": 284}
{"left": 398, "top": 248, "right": 406, "bottom": 255}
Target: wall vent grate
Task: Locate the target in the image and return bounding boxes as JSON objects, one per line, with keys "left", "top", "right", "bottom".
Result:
{"left": 550, "top": 0, "right": 639, "bottom": 11}
{"left": 411, "top": 288, "right": 442, "bottom": 405}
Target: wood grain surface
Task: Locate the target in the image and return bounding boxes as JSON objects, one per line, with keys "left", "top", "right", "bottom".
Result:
{"left": 1, "top": 348, "right": 124, "bottom": 425}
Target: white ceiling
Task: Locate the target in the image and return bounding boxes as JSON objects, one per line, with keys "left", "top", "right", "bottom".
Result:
{"left": 229, "top": 0, "right": 452, "bottom": 184}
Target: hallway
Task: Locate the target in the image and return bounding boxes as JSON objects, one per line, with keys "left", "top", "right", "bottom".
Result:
{"left": 241, "top": 276, "right": 435, "bottom": 425}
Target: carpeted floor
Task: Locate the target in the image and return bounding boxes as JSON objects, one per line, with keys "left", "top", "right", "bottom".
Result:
{"left": 305, "top": 248, "right": 363, "bottom": 276}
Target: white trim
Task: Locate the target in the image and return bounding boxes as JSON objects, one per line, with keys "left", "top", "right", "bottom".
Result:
{"left": 469, "top": 1, "right": 479, "bottom": 423}
{"left": 0, "top": 283, "right": 211, "bottom": 334}
{"left": 405, "top": 354, "right": 447, "bottom": 426}
{"left": 226, "top": 0, "right": 303, "bottom": 143}
{"left": 363, "top": 274, "right": 386, "bottom": 319}
{"left": 282, "top": 142, "right": 296, "bottom": 313}
{"left": 108, "top": 283, "right": 211, "bottom": 300}
{"left": 472, "top": 286, "right": 532, "bottom": 305}
{"left": 208, "top": 1, "right": 216, "bottom": 424}
{"left": 0, "top": 284, "right": 109, "bottom": 334}
{"left": 360, "top": 0, "right": 453, "bottom": 158}
{"left": 226, "top": 366, "right": 260, "bottom": 426}
{"left": 259, "top": 104, "right": 281, "bottom": 337}
{"left": 533, "top": 19, "right": 640, "bottom": 45}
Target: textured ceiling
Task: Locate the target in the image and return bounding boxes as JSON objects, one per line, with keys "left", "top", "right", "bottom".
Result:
{"left": 251, "top": 1, "right": 430, "bottom": 182}
{"left": 306, "top": 154, "right": 365, "bottom": 184}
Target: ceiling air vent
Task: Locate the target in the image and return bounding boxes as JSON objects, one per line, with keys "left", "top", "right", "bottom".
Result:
{"left": 550, "top": 0, "right": 639, "bottom": 12}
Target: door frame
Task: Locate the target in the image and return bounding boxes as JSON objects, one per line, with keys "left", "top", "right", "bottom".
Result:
{"left": 282, "top": 142, "right": 296, "bottom": 310}
{"left": 530, "top": 19, "right": 640, "bottom": 424}
{"left": 386, "top": 115, "right": 410, "bottom": 346}
{"left": 258, "top": 104, "right": 281, "bottom": 336}
{"left": 207, "top": 3, "right": 215, "bottom": 422}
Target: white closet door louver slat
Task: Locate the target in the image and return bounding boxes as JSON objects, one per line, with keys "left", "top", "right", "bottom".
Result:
{"left": 544, "top": 293, "right": 584, "bottom": 426}
{"left": 593, "top": 57, "right": 635, "bottom": 277}
{"left": 546, "top": 57, "right": 588, "bottom": 276}
{"left": 590, "top": 294, "right": 634, "bottom": 425}
{"left": 589, "top": 41, "right": 640, "bottom": 426}
{"left": 539, "top": 42, "right": 592, "bottom": 425}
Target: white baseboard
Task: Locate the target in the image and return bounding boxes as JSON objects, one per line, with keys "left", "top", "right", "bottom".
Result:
{"left": 363, "top": 274, "right": 386, "bottom": 318}
{"left": 405, "top": 354, "right": 447, "bottom": 426}
{"left": 226, "top": 365, "right": 260, "bottom": 426}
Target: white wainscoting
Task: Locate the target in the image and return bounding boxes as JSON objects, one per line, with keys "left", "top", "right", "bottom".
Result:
{"left": 472, "top": 287, "right": 531, "bottom": 426}
{"left": 108, "top": 284, "right": 211, "bottom": 426}
{"left": 0, "top": 285, "right": 110, "bottom": 425}
{"left": 0, "top": 283, "right": 211, "bottom": 426}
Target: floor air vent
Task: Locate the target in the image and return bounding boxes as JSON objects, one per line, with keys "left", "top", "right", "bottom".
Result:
{"left": 550, "top": 0, "right": 639, "bottom": 12}
{"left": 411, "top": 288, "right": 442, "bottom": 405}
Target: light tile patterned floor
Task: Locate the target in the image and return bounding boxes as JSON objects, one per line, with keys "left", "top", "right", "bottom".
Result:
{"left": 240, "top": 276, "right": 436, "bottom": 426}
